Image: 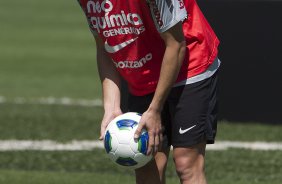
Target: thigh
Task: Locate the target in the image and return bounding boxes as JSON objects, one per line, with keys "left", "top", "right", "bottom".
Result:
{"left": 168, "top": 72, "right": 219, "bottom": 147}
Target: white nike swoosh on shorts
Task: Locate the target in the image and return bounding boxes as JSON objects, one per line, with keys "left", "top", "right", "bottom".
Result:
{"left": 104, "top": 37, "right": 138, "bottom": 53}
{"left": 179, "top": 125, "right": 197, "bottom": 134}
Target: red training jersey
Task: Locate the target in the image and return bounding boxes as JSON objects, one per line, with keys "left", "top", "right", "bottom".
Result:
{"left": 78, "top": 0, "right": 220, "bottom": 96}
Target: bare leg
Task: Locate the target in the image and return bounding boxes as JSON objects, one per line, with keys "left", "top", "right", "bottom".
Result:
{"left": 135, "top": 147, "right": 170, "bottom": 184}
{"left": 173, "top": 142, "right": 207, "bottom": 184}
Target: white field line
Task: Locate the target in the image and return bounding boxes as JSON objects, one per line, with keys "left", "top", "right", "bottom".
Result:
{"left": 1, "top": 96, "right": 282, "bottom": 151}
{"left": 0, "top": 140, "right": 282, "bottom": 151}
{"left": 0, "top": 96, "right": 102, "bottom": 107}
{"left": 0, "top": 140, "right": 103, "bottom": 151}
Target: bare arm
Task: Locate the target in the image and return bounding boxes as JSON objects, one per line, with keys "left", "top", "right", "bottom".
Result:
{"left": 135, "top": 22, "right": 186, "bottom": 154}
{"left": 95, "top": 36, "right": 123, "bottom": 140}
{"left": 150, "top": 22, "right": 186, "bottom": 112}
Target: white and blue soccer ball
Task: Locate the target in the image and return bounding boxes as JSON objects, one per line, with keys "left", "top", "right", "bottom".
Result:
{"left": 104, "top": 112, "right": 152, "bottom": 169}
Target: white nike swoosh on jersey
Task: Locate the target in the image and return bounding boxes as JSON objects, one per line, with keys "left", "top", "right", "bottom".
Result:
{"left": 179, "top": 125, "right": 197, "bottom": 134}
{"left": 104, "top": 37, "right": 138, "bottom": 54}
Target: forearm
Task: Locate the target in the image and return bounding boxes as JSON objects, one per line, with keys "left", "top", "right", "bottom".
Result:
{"left": 149, "top": 22, "right": 186, "bottom": 112}
{"left": 96, "top": 37, "right": 122, "bottom": 114}
{"left": 98, "top": 57, "right": 121, "bottom": 114}
{"left": 102, "top": 78, "right": 121, "bottom": 111}
{"left": 149, "top": 41, "right": 186, "bottom": 111}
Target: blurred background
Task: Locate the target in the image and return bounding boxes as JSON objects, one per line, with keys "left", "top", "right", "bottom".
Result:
{"left": 0, "top": 0, "right": 281, "bottom": 184}
{"left": 197, "top": 0, "right": 282, "bottom": 124}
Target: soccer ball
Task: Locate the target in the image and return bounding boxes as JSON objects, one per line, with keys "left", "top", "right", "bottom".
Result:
{"left": 103, "top": 112, "right": 152, "bottom": 169}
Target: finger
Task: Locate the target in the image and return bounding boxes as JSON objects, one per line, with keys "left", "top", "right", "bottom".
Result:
{"left": 147, "top": 132, "right": 155, "bottom": 155}
{"left": 99, "top": 126, "right": 106, "bottom": 140}
{"left": 134, "top": 123, "right": 144, "bottom": 139}
{"left": 99, "top": 133, "right": 104, "bottom": 140}
{"left": 154, "top": 134, "right": 159, "bottom": 155}
{"left": 158, "top": 133, "right": 163, "bottom": 151}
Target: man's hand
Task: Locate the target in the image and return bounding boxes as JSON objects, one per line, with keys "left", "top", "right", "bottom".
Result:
{"left": 134, "top": 109, "right": 163, "bottom": 155}
{"left": 99, "top": 110, "right": 123, "bottom": 140}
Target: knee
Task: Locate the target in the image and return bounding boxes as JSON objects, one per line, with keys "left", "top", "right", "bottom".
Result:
{"left": 174, "top": 155, "right": 205, "bottom": 182}
{"left": 173, "top": 147, "right": 206, "bottom": 181}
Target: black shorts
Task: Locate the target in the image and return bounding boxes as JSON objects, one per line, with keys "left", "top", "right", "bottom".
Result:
{"left": 127, "top": 72, "right": 218, "bottom": 148}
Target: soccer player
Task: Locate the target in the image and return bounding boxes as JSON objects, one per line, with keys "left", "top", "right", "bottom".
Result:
{"left": 77, "top": 0, "right": 220, "bottom": 183}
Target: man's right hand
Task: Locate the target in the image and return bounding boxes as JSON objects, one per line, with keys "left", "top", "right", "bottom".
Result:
{"left": 134, "top": 108, "right": 163, "bottom": 155}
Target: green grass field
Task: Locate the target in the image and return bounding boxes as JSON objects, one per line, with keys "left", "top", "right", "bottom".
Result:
{"left": 0, "top": 0, "right": 100, "bottom": 99}
{"left": 1, "top": 0, "right": 282, "bottom": 184}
